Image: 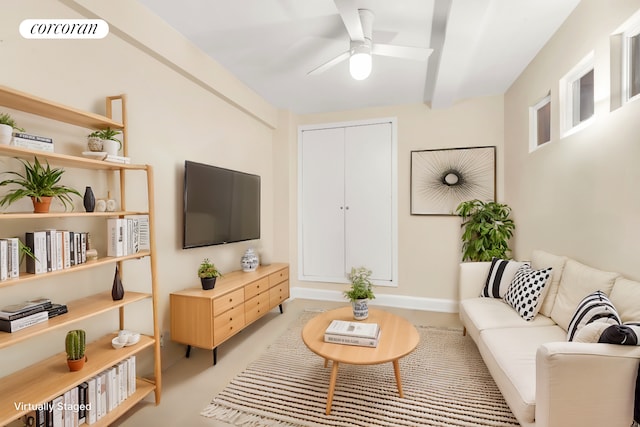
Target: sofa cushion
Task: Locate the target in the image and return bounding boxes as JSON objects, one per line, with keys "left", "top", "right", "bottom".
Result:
{"left": 609, "top": 277, "right": 640, "bottom": 323}
{"left": 479, "top": 325, "right": 567, "bottom": 425}
{"left": 531, "top": 250, "right": 568, "bottom": 317}
{"left": 567, "top": 290, "right": 620, "bottom": 341}
{"left": 459, "top": 297, "right": 556, "bottom": 342}
{"left": 550, "top": 259, "right": 619, "bottom": 331}
{"left": 504, "top": 265, "right": 553, "bottom": 321}
{"left": 481, "top": 257, "right": 529, "bottom": 298}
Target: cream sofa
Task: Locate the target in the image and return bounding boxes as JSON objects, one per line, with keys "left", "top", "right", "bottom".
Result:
{"left": 459, "top": 250, "right": 640, "bottom": 427}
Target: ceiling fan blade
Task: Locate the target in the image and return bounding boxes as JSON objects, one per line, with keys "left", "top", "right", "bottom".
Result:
{"left": 334, "top": 0, "right": 364, "bottom": 41}
{"left": 307, "top": 50, "right": 350, "bottom": 75}
{"left": 372, "top": 44, "right": 434, "bottom": 61}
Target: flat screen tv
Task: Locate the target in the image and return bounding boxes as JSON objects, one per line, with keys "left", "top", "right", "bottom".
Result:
{"left": 183, "top": 160, "right": 260, "bottom": 248}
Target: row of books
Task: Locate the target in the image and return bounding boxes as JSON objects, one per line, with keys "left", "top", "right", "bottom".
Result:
{"left": 323, "top": 319, "right": 381, "bottom": 347}
{"left": 0, "top": 298, "right": 68, "bottom": 333}
{"left": 15, "top": 356, "right": 137, "bottom": 427}
{"left": 106, "top": 216, "right": 150, "bottom": 257}
{"left": 11, "top": 132, "right": 54, "bottom": 152}
{"left": 0, "top": 238, "right": 20, "bottom": 281}
{"left": 25, "top": 230, "right": 90, "bottom": 275}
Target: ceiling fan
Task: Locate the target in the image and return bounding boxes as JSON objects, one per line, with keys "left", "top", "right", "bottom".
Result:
{"left": 307, "top": 2, "right": 433, "bottom": 80}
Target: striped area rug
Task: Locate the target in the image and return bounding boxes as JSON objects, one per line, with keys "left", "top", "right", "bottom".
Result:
{"left": 201, "top": 311, "right": 520, "bottom": 427}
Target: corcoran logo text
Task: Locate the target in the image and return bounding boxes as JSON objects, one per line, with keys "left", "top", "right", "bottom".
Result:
{"left": 19, "top": 19, "right": 109, "bottom": 39}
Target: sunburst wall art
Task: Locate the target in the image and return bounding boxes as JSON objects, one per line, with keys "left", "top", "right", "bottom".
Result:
{"left": 410, "top": 146, "right": 496, "bottom": 215}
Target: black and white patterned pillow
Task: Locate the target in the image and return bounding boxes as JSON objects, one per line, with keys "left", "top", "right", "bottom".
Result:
{"left": 567, "top": 290, "right": 621, "bottom": 341}
{"left": 504, "top": 265, "right": 553, "bottom": 321}
{"left": 598, "top": 323, "right": 640, "bottom": 345}
{"left": 481, "top": 257, "right": 530, "bottom": 298}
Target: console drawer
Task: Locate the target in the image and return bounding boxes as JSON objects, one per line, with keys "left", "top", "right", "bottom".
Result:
{"left": 245, "top": 292, "right": 270, "bottom": 324}
{"left": 245, "top": 277, "right": 269, "bottom": 300}
{"left": 214, "top": 304, "right": 245, "bottom": 344}
{"left": 269, "top": 280, "right": 289, "bottom": 308}
{"left": 213, "top": 288, "right": 244, "bottom": 314}
{"left": 269, "top": 268, "right": 289, "bottom": 287}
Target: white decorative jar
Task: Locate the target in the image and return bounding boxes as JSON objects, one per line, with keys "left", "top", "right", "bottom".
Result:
{"left": 241, "top": 248, "right": 259, "bottom": 272}
{"left": 352, "top": 299, "right": 369, "bottom": 320}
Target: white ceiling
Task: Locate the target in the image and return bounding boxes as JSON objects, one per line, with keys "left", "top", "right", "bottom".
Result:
{"left": 137, "top": 0, "right": 580, "bottom": 114}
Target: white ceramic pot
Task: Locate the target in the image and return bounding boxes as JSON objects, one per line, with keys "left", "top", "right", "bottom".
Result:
{"left": 352, "top": 299, "right": 369, "bottom": 320}
{"left": 102, "top": 139, "right": 120, "bottom": 156}
{"left": 0, "top": 124, "right": 12, "bottom": 145}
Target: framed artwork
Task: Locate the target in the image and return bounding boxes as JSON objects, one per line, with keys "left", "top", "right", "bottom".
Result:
{"left": 410, "top": 146, "right": 496, "bottom": 215}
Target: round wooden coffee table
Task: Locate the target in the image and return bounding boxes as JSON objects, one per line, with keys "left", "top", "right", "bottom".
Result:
{"left": 301, "top": 306, "right": 420, "bottom": 414}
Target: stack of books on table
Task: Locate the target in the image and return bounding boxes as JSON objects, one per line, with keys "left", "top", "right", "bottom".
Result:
{"left": 324, "top": 319, "right": 381, "bottom": 347}
{"left": 0, "top": 298, "right": 68, "bottom": 333}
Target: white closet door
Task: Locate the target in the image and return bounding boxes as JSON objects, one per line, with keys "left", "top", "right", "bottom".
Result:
{"left": 300, "top": 127, "right": 345, "bottom": 279}
{"left": 344, "top": 123, "right": 393, "bottom": 282}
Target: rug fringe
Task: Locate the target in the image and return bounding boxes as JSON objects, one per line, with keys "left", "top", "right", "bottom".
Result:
{"left": 201, "top": 403, "right": 299, "bottom": 427}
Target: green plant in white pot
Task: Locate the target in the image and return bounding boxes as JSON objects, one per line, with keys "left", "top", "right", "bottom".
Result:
{"left": 0, "top": 112, "right": 24, "bottom": 145}
{"left": 344, "top": 266, "right": 375, "bottom": 320}
{"left": 87, "top": 127, "right": 122, "bottom": 155}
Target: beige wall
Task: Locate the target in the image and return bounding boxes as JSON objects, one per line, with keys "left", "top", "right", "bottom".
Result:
{"left": 0, "top": 1, "right": 279, "bottom": 375}
{"left": 290, "top": 98, "right": 505, "bottom": 308}
{"left": 504, "top": 0, "right": 640, "bottom": 280}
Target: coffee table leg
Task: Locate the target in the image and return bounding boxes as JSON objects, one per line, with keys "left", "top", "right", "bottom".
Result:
{"left": 326, "top": 360, "right": 339, "bottom": 415}
{"left": 393, "top": 359, "right": 404, "bottom": 398}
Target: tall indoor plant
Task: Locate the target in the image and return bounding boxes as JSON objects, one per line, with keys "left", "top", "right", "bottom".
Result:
{"left": 456, "top": 199, "right": 516, "bottom": 261}
{"left": 0, "top": 157, "right": 81, "bottom": 213}
{"left": 344, "top": 266, "right": 375, "bottom": 320}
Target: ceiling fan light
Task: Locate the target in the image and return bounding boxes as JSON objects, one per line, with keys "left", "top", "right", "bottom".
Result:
{"left": 349, "top": 51, "right": 372, "bottom": 80}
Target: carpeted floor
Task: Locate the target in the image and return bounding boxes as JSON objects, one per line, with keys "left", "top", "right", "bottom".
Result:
{"left": 202, "top": 311, "right": 520, "bottom": 427}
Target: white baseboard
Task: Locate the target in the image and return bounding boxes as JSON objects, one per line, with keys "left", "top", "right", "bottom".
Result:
{"left": 290, "top": 287, "right": 459, "bottom": 313}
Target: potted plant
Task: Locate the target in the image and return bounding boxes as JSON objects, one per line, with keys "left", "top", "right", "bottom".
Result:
{"left": 456, "top": 199, "right": 516, "bottom": 262}
{"left": 344, "top": 266, "right": 375, "bottom": 320}
{"left": 65, "top": 329, "right": 87, "bottom": 371}
{"left": 0, "top": 157, "right": 81, "bottom": 213}
{"left": 198, "top": 258, "right": 222, "bottom": 290}
{"left": 0, "top": 112, "right": 24, "bottom": 145}
{"left": 87, "top": 127, "right": 122, "bottom": 155}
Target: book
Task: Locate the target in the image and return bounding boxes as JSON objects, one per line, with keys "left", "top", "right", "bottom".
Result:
{"left": 324, "top": 328, "right": 381, "bottom": 347}
{"left": 0, "top": 239, "right": 7, "bottom": 281}
{"left": 103, "top": 154, "right": 130, "bottom": 164}
{"left": 12, "top": 132, "right": 54, "bottom": 152}
{"left": 7, "top": 237, "right": 20, "bottom": 279}
{"left": 1, "top": 297, "right": 51, "bottom": 314}
{"left": 86, "top": 377, "right": 97, "bottom": 425}
{"left": 46, "top": 303, "right": 68, "bottom": 318}
{"left": 0, "top": 310, "right": 48, "bottom": 332}
{"left": 12, "top": 132, "right": 53, "bottom": 143}
{"left": 0, "top": 305, "right": 45, "bottom": 321}
{"left": 25, "top": 231, "right": 47, "bottom": 274}
{"left": 324, "top": 319, "right": 380, "bottom": 339}
{"left": 124, "top": 215, "right": 149, "bottom": 251}
{"left": 107, "top": 219, "right": 124, "bottom": 257}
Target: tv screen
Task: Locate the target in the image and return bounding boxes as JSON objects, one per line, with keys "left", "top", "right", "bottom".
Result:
{"left": 183, "top": 160, "right": 260, "bottom": 248}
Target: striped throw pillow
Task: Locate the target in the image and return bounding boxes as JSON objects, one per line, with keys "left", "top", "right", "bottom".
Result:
{"left": 481, "top": 257, "right": 530, "bottom": 298}
{"left": 567, "top": 290, "right": 621, "bottom": 341}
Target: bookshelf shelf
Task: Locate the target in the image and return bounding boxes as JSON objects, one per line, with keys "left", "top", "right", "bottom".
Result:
{"left": 0, "top": 333, "right": 154, "bottom": 425}
{"left": 0, "top": 87, "right": 161, "bottom": 426}
{"left": 0, "top": 251, "right": 151, "bottom": 290}
{"left": 0, "top": 291, "right": 151, "bottom": 350}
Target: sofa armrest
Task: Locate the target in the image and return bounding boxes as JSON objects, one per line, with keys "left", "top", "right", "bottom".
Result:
{"left": 536, "top": 341, "right": 640, "bottom": 427}
{"left": 458, "top": 262, "right": 490, "bottom": 301}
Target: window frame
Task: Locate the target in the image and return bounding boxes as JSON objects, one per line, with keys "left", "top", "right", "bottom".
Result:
{"left": 559, "top": 52, "right": 595, "bottom": 138}
{"left": 622, "top": 20, "right": 640, "bottom": 103}
{"left": 528, "top": 94, "right": 551, "bottom": 152}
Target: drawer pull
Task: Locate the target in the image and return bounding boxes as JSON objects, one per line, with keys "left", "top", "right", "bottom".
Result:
{"left": 229, "top": 298, "right": 233, "bottom": 302}
{"left": 230, "top": 317, "right": 233, "bottom": 321}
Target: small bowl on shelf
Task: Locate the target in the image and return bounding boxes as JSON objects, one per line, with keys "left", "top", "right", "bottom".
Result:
{"left": 116, "top": 330, "right": 141, "bottom": 347}
{"left": 111, "top": 336, "right": 127, "bottom": 349}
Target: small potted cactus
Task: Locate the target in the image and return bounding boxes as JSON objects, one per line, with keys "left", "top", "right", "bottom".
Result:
{"left": 65, "top": 329, "right": 87, "bottom": 371}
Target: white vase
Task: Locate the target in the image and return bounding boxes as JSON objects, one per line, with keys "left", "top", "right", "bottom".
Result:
{"left": 352, "top": 299, "right": 369, "bottom": 320}
{"left": 241, "top": 248, "right": 259, "bottom": 272}
{"left": 0, "top": 124, "right": 12, "bottom": 145}
{"left": 102, "top": 139, "right": 119, "bottom": 156}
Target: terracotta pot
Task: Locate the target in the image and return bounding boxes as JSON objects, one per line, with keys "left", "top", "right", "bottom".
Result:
{"left": 67, "top": 355, "right": 87, "bottom": 372}
{"left": 31, "top": 196, "right": 53, "bottom": 213}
